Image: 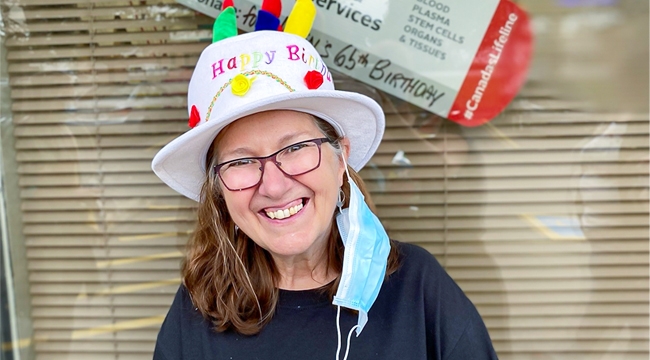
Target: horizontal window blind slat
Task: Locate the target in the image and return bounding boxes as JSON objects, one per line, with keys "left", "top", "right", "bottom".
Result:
{"left": 483, "top": 315, "right": 648, "bottom": 329}
{"left": 30, "top": 271, "right": 181, "bottom": 282}
{"left": 11, "top": 69, "right": 193, "bottom": 86}
{"left": 28, "top": 259, "right": 182, "bottom": 271}
{"left": 9, "top": 3, "right": 189, "bottom": 21}
{"left": 14, "top": 0, "right": 177, "bottom": 6}
{"left": 7, "top": 53, "right": 198, "bottom": 75}
{"left": 378, "top": 202, "right": 650, "bottom": 217}
{"left": 32, "top": 306, "right": 170, "bottom": 318}
{"left": 369, "top": 149, "right": 649, "bottom": 166}
{"left": 27, "top": 247, "right": 183, "bottom": 258}
{"left": 32, "top": 294, "right": 177, "bottom": 306}
{"left": 385, "top": 111, "right": 648, "bottom": 126}
{"left": 470, "top": 291, "right": 649, "bottom": 304}
{"left": 6, "top": 18, "right": 210, "bottom": 34}
{"left": 22, "top": 210, "right": 197, "bottom": 223}
{"left": 8, "top": 57, "right": 199, "bottom": 74}
{"left": 491, "top": 339, "right": 648, "bottom": 352}
{"left": 383, "top": 215, "right": 649, "bottom": 230}
{"left": 11, "top": 83, "right": 191, "bottom": 99}
{"left": 26, "top": 236, "right": 188, "bottom": 247}
{"left": 23, "top": 222, "right": 193, "bottom": 234}
{"left": 20, "top": 186, "right": 180, "bottom": 199}
{"left": 446, "top": 253, "right": 649, "bottom": 267}
{"left": 6, "top": 29, "right": 210, "bottom": 47}
{"left": 499, "top": 355, "right": 649, "bottom": 360}
{"left": 34, "top": 342, "right": 155, "bottom": 353}
{"left": 20, "top": 174, "right": 159, "bottom": 186}
{"left": 34, "top": 329, "right": 159, "bottom": 341}
{"left": 12, "top": 96, "right": 187, "bottom": 111}
{"left": 7, "top": 43, "right": 205, "bottom": 60}
{"left": 22, "top": 197, "right": 195, "bottom": 211}
{"left": 457, "top": 279, "right": 648, "bottom": 292}
{"left": 449, "top": 266, "right": 649, "bottom": 280}
{"left": 29, "top": 283, "right": 179, "bottom": 295}
{"left": 362, "top": 163, "right": 649, "bottom": 179}
{"left": 417, "top": 241, "right": 648, "bottom": 254}
{"left": 384, "top": 123, "right": 649, "bottom": 138}
{"left": 477, "top": 303, "right": 649, "bottom": 316}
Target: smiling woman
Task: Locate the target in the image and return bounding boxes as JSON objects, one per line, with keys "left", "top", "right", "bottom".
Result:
{"left": 150, "top": 0, "right": 496, "bottom": 359}
{"left": 213, "top": 112, "right": 350, "bottom": 290}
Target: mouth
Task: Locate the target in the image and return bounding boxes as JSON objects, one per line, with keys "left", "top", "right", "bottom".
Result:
{"left": 263, "top": 199, "right": 306, "bottom": 220}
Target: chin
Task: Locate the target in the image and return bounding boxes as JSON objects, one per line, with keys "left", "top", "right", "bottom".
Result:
{"left": 263, "top": 231, "right": 327, "bottom": 259}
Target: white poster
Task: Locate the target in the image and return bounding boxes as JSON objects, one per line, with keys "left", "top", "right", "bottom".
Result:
{"left": 176, "top": 0, "right": 532, "bottom": 126}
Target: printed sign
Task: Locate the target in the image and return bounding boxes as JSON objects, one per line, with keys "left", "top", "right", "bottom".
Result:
{"left": 176, "top": 0, "right": 533, "bottom": 126}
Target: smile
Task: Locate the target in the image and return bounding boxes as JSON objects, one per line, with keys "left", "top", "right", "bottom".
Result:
{"left": 264, "top": 200, "right": 304, "bottom": 220}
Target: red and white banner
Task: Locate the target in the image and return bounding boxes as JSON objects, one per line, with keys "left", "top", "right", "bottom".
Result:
{"left": 447, "top": 0, "right": 533, "bottom": 126}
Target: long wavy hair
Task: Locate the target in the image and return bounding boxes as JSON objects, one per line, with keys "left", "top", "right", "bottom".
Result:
{"left": 182, "top": 116, "right": 400, "bottom": 335}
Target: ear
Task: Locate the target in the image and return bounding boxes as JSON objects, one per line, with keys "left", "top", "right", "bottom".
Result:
{"left": 337, "top": 137, "right": 351, "bottom": 187}
{"left": 339, "top": 136, "right": 351, "bottom": 161}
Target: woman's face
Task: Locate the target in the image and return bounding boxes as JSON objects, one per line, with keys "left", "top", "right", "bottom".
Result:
{"left": 214, "top": 110, "right": 349, "bottom": 263}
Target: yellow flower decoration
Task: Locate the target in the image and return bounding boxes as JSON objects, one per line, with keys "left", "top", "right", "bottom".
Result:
{"left": 231, "top": 74, "right": 255, "bottom": 96}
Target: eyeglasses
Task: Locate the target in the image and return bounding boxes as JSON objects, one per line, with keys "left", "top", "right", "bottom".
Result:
{"left": 214, "top": 138, "right": 333, "bottom": 191}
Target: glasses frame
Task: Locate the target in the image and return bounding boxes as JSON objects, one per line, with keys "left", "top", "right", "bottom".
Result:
{"left": 214, "top": 137, "right": 332, "bottom": 191}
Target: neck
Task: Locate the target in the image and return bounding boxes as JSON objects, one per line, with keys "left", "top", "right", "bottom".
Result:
{"left": 274, "top": 254, "right": 338, "bottom": 290}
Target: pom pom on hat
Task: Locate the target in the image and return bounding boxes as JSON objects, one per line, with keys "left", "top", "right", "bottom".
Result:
{"left": 304, "top": 70, "right": 323, "bottom": 89}
{"left": 188, "top": 105, "right": 200, "bottom": 128}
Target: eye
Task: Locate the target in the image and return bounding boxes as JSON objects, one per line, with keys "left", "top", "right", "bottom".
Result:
{"left": 286, "top": 142, "right": 310, "bottom": 153}
{"left": 225, "top": 158, "right": 256, "bottom": 168}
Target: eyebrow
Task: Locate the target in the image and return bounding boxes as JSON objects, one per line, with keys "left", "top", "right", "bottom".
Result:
{"left": 219, "top": 131, "right": 314, "bottom": 161}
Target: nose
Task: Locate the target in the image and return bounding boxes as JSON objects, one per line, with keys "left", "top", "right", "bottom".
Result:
{"left": 256, "top": 159, "right": 293, "bottom": 198}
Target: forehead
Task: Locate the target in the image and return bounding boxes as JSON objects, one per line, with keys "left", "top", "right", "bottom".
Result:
{"left": 214, "top": 110, "right": 322, "bottom": 155}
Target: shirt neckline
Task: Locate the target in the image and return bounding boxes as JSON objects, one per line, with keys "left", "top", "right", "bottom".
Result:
{"left": 277, "top": 283, "right": 333, "bottom": 308}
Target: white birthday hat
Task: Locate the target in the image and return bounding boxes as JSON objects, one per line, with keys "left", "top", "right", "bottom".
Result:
{"left": 152, "top": 0, "right": 385, "bottom": 201}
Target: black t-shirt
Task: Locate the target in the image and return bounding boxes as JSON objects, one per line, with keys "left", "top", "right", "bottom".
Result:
{"left": 154, "top": 242, "right": 498, "bottom": 359}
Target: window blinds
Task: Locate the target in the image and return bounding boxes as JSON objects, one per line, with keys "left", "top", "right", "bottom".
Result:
{"left": 2, "top": 0, "right": 648, "bottom": 359}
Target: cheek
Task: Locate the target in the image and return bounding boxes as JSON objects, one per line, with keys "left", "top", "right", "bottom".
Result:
{"left": 223, "top": 193, "right": 253, "bottom": 222}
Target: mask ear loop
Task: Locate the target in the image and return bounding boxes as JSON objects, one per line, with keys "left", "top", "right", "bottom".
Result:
{"left": 341, "top": 155, "right": 351, "bottom": 179}
{"left": 335, "top": 155, "right": 359, "bottom": 360}
{"left": 337, "top": 156, "right": 351, "bottom": 213}
{"left": 335, "top": 306, "right": 359, "bottom": 360}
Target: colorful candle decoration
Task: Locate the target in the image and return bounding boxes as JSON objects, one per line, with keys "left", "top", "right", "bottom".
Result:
{"left": 261, "top": 0, "right": 282, "bottom": 18}
{"left": 283, "top": 0, "right": 316, "bottom": 38}
{"left": 255, "top": 10, "right": 281, "bottom": 31}
{"left": 212, "top": 5, "right": 237, "bottom": 43}
{"left": 222, "top": 0, "right": 234, "bottom": 9}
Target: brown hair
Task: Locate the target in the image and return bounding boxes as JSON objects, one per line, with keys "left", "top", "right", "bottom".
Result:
{"left": 181, "top": 116, "right": 400, "bottom": 335}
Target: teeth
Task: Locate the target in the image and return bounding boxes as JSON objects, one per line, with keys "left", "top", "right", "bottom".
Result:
{"left": 265, "top": 202, "right": 303, "bottom": 220}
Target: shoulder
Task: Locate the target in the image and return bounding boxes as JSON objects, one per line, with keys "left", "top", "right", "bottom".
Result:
{"left": 386, "top": 241, "right": 497, "bottom": 358}
{"left": 393, "top": 240, "right": 437, "bottom": 262}
{"left": 387, "top": 241, "right": 480, "bottom": 329}
{"left": 391, "top": 240, "right": 446, "bottom": 279}
{"left": 390, "top": 240, "right": 470, "bottom": 304}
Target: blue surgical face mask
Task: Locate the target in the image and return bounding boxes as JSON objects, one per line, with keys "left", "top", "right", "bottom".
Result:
{"left": 333, "top": 165, "right": 391, "bottom": 336}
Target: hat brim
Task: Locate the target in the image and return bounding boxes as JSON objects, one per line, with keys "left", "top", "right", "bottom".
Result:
{"left": 152, "top": 90, "right": 384, "bottom": 202}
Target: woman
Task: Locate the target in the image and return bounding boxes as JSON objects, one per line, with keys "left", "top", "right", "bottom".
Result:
{"left": 152, "top": 1, "right": 497, "bottom": 359}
